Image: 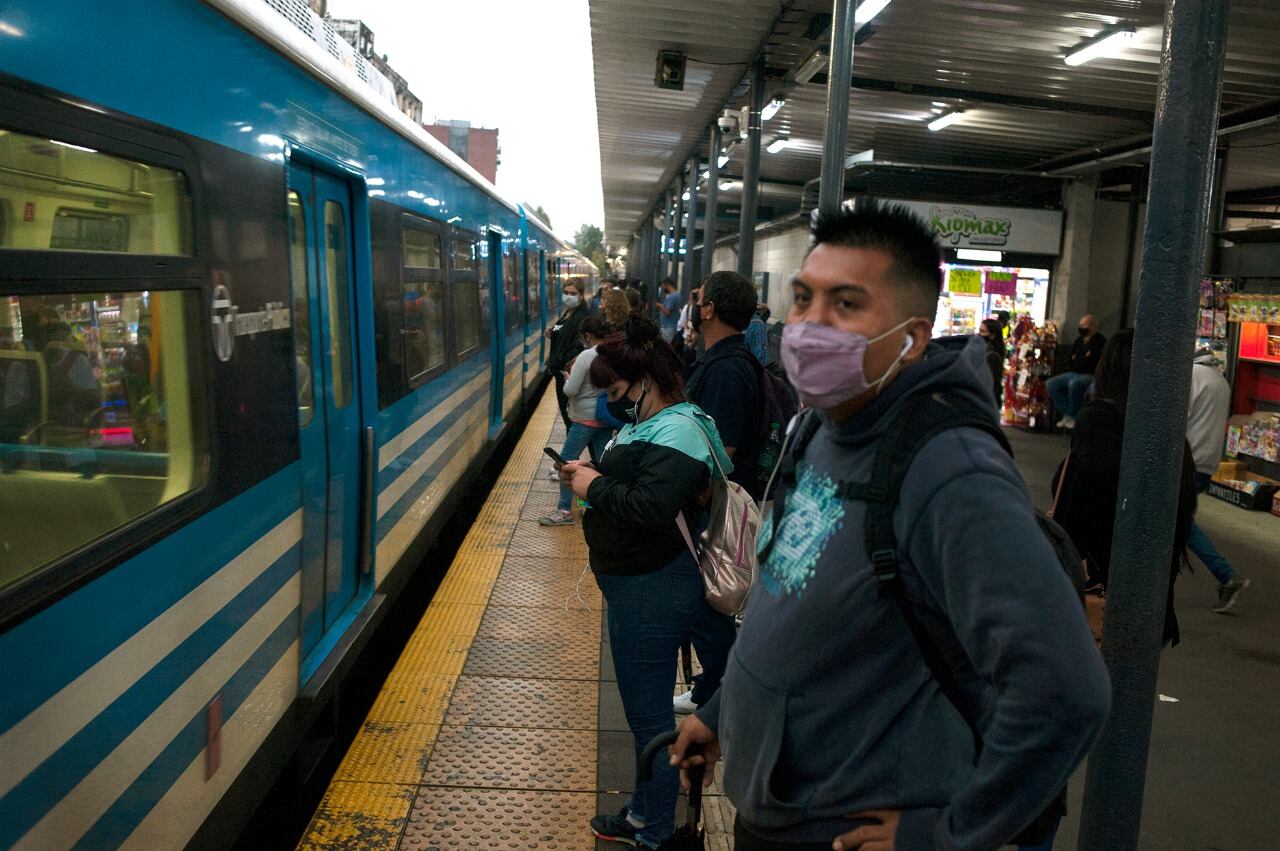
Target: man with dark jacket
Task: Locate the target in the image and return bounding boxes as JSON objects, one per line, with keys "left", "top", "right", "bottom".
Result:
{"left": 670, "top": 199, "right": 1110, "bottom": 851}
{"left": 1047, "top": 314, "right": 1106, "bottom": 429}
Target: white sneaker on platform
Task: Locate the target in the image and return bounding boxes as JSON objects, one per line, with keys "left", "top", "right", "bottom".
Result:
{"left": 673, "top": 689, "right": 698, "bottom": 715}
{"left": 1056, "top": 415, "right": 1076, "bottom": 429}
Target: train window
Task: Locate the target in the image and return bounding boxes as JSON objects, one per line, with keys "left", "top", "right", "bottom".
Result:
{"left": 503, "top": 248, "right": 520, "bottom": 330}
{"left": 450, "top": 236, "right": 482, "bottom": 356}
{"left": 0, "top": 127, "right": 191, "bottom": 255}
{"left": 323, "top": 202, "right": 353, "bottom": 408}
{"left": 403, "top": 226, "right": 441, "bottom": 270}
{"left": 286, "top": 192, "right": 313, "bottom": 426}
{"left": 0, "top": 289, "right": 207, "bottom": 590}
{"left": 525, "top": 251, "right": 540, "bottom": 321}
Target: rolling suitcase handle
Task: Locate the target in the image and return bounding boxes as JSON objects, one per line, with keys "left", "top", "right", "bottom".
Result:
{"left": 639, "top": 730, "right": 706, "bottom": 846}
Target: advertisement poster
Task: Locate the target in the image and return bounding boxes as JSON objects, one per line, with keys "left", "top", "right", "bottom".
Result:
{"left": 985, "top": 271, "right": 1017, "bottom": 296}
{"left": 947, "top": 268, "right": 983, "bottom": 295}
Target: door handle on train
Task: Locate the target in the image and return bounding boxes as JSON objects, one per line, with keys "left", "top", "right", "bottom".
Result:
{"left": 359, "top": 425, "right": 376, "bottom": 575}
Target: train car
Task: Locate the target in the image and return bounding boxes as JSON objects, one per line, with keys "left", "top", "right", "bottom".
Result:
{"left": 0, "top": 1, "right": 595, "bottom": 848}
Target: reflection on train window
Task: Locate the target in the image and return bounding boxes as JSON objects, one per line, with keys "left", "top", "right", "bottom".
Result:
{"left": 526, "top": 252, "right": 540, "bottom": 321}
{"left": 403, "top": 226, "right": 441, "bottom": 269}
{"left": 455, "top": 279, "right": 481, "bottom": 354}
{"left": 404, "top": 281, "right": 445, "bottom": 379}
{"left": 451, "top": 241, "right": 476, "bottom": 271}
{"left": 324, "top": 201, "right": 353, "bottom": 409}
{"left": 503, "top": 248, "right": 521, "bottom": 330}
{"left": 0, "top": 127, "right": 191, "bottom": 254}
{"left": 286, "top": 191, "right": 313, "bottom": 426}
{"left": 0, "top": 290, "right": 206, "bottom": 589}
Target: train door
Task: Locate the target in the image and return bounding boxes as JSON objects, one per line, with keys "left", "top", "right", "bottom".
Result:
{"left": 287, "top": 161, "right": 363, "bottom": 658}
{"left": 537, "top": 249, "right": 547, "bottom": 368}
{"left": 486, "top": 231, "right": 504, "bottom": 430}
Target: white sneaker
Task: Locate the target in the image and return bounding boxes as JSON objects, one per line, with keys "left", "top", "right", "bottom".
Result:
{"left": 673, "top": 689, "right": 698, "bottom": 715}
{"left": 547, "top": 468, "right": 559, "bottom": 480}
{"left": 1056, "top": 415, "right": 1076, "bottom": 429}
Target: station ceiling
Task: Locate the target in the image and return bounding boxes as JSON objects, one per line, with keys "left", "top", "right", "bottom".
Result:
{"left": 589, "top": 0, "right": 1280, "bottom": 249}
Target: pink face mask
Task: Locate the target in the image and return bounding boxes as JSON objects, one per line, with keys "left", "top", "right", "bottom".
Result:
{"left": 780, "top": 320, "right": 915, "bottom": 409}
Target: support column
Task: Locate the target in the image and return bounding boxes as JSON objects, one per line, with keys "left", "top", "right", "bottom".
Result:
{"left": 703, "top": 124, "right": 722, "bottom": 279}
{"left": 660, "top": 188, "right": 674, "bottom": 283}
{"left": 737, "top": 56, "right": 765, "bottom": 279}
{"left": 1049, "top": 177, "right": 1098, "bottom": 332}
{"left": 671, "top": 174, "right": 686, "bottom": 288}
{"left": 1204, "top": 144, "right": 1230, "bottom": 274}
{"left": 1118, "top": 167, "right": 1146, "bottom": 329}
{"left": 1077, "top": 1, "right": 1229, "bottom": 849}
{"left": 818, "top": 0, "right": 856, "bottom": 215}
{"left": 684, "top": 152, "right": 702, "bottom": 292}
{"left": 649, "top": 216, "right": 662, "bottom": 289}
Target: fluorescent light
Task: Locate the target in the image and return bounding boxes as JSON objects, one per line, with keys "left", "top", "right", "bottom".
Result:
{"left": 844, "top": 148, "right": 875, "bottom": 167}
{"left": 956, "top": 249, "right": 1004, "bottom": 263}
{"left": 1065, "top": 27, "right": 1136, "bottom": 67}
{"left": 928, "top": 110, "right": 965, "bottom": 132}
{"left": 719, "top": 181, "right": 738, "bottom": 191}
{"left": 50, "top": 139, "right": 97, "bottom": 154}
{"left": 854, "top": 0, "right": 892, "bottom": 26}
{"left": 766, "top": 137, "right": 791, "bottom": 154}
{"left": 794, "top": 49, "right": 828, "bottom": 84}
{"left": 762, "top": 98, "right": 786, "bottom": 122}
{"left": 682, "top": 191, "right": 690, "bottom": 201}
{"left": 717, "top": 153, "right": 730, "bottom": 168}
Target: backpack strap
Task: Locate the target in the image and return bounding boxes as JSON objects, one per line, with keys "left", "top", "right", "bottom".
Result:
{"left": 856, "top": 392, "right": 1012, "bottom": 753}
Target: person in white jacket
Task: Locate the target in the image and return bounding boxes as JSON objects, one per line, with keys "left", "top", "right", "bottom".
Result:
{"left": 541, "top": 316, "right": 614, "bottom": 526}
{"left": 1187, "top": 349, "right": 1249, "bottom": 613}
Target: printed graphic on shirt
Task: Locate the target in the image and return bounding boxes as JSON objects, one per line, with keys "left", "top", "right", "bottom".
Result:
{"left": 758, "top": 461, "right": 845, "bottom": 597}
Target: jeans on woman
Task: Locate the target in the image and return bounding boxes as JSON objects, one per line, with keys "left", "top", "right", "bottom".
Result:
{"left": 557, "top": 421, "right": 612, "bottom": 512}
{"left": 595, "top": 552, "right": 734, "bottom": 848}
{"left": 1190, "top": 473, "right": 1235, "bottom": 584}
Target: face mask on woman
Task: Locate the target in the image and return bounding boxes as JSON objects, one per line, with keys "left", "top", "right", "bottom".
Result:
{"left": 780, "top": 320, "right": 916, "bottom": 409}
{"left": 606, "top": 380, "right": 648, "bottom": 424}
{"left": 563, "top": 293, "right": 581, "bottom": 309}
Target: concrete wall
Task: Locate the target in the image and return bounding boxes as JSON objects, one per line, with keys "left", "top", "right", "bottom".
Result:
{"left": 1087, "top": 198, "right": 1146, "bottom": 335}
{"left": 710, "top": 226, "right": 811, "bottom": 318}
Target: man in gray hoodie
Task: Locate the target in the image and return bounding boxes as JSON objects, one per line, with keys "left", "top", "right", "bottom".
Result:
{"left": 670, "top": 200, "right": 1110, "bottom": 851}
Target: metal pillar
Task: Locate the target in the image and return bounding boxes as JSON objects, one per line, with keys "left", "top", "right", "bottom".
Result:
{"left": 684, "top": 153, "right": 702, "bottom": 293}
{"left": 1204, "top": 144, "right": 1230, "bottom": 274}
{"left": 649, "top": 217, "right": 662, "bottom": 288}
{"left": 703, "top": 124, "right": 722, "bottom": 279}
{"left": 671, "top": 174, "right": 686, "bottom": 288}
{"left": 1117, "top": 167, "right": 1145, "bottom": 330}
{"left": 1077, "top": 2, "right": 1229, "bottom": 849}
{"left": 660, "top": 187, "right": 675, "bottom": 283}
{"left": 818, "top": 0, "right": 857, "bottom": 214}
{"left": 737, "top": 56, "right": 765, "bottom": 278}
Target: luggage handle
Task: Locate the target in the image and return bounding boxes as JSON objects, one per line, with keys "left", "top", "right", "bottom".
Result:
{"left": 638, "top": 730, "right": 706, "bottom": 821}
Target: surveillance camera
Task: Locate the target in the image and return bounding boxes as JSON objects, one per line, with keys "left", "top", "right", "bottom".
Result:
{"left": 717, "top": 113, "right": 737, "bottom": 135}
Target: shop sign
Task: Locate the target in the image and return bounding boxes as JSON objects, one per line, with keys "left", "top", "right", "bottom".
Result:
{"left": 891, "top": 199, "right": 1064, "bottom": 255}
{"left": 985, "top": 271, "right": 1017, "bottom": 296}
{"left": 947, "top": 268, "right": 983, "bottom": 295}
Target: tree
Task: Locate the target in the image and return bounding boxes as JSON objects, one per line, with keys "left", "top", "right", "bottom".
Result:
{"left": 572, "top": 224, "right": 608, "bottom": 271}
{"left": 527, "top": 204, "right": 553, "bottom": 228}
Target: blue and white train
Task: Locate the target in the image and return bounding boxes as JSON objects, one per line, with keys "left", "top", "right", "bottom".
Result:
{"left": 0, "top": 0, "right": 597, "bottom": 847}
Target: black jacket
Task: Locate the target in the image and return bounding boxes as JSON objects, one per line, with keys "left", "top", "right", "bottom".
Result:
{"left": 1068, "top": 332, "right": 1106, "bottom": 375}
{"left": 547, "top": 303, "right": 588, "bottom": 373}
{"left": 686, "top": 335, "right": 765, "bottom": 500}
{"left": 1052, "top": 398, "right": 1195, "bottom": 645}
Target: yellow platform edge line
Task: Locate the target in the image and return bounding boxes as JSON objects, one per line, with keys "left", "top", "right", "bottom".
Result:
{"left": 297, "top": 389, "right": 560, "bottom": 850}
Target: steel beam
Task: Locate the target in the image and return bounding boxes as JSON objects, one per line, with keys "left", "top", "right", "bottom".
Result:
{"left": 671, "top": 173, "right": 686, "bottom": 289}
{"left": 1077, "top": 2, "right": 1229, "bottom": 848}
{"left": 818, "top": 0, "right": 856, "bottom": 215}
{"left": 684, "top": 153, "right": 702, "bottom": 293}
{"left": 703, "top": 124, "right": 722, "bottom": 280}
{"left": 738, "top": 56, "right": 765, "bottom": 279}
{"left": 660, "top": 187, "right": 675, "bottom": 283}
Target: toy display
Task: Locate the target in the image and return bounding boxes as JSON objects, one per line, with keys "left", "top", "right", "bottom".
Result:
{"left": 1004, "top": 316, "right": 1057, "bottom": 429}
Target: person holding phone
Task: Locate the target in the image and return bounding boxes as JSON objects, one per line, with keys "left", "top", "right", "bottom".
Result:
{"left": 541, "top": 316, "right": 612, "bottom": 526}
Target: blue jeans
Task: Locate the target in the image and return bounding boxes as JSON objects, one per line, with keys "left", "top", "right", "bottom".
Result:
{"left": 557, "top": 421, "right": 612, "bottom": 512}
{"left": 1046, "top": 372, "right": 1093, "bottom": 418}
{"left": 1191, "top": 473, "right": 1235, "bottom": 585}
{"left": 595, "top": 553, "right": 735, "bottom": 847}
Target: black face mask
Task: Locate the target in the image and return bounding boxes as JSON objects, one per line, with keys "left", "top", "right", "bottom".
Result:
{"left": 1078, "top": 327, "right": 1089, "bottom": 337}
{"left": 606, "top": 383, "right": 645, "bottom": 424}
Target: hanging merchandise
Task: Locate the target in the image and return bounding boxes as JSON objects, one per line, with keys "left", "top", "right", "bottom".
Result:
{"left": 1196, "top": 278, "right": 1232, "bottom": 372}
{"left": 1004, "top": 316, "right": 1058, "bottom": 429}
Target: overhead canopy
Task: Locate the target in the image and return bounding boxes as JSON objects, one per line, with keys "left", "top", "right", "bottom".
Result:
{"left": 589, "top": 0, "right": 1280, "bottom": 249}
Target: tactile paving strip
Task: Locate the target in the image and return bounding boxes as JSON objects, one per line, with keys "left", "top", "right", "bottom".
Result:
{"left": 463, "top": 636, "right": 599, "bottom": 680}
{"left": 402, "top": 788, "right": 596, "bottom": 850}
{"left": 504, "top": 520, "right": 588, "bottom": 559}
{"left": 488, "top": 558, "right": 600, "bottom": 610}
{"left": 421, "top": 725, "right": 596, "bottom": 790}
{"left": 443, "top": 675, "right": 598, "bottom": 730}
{"left": 300, "top": 781, "right": 417, "bottom": 849}
{"left": 477, "top": 604, "right": 600, "bottom": 646}
{"left": 334, "top": 721, "right": 442, "bottom": 785}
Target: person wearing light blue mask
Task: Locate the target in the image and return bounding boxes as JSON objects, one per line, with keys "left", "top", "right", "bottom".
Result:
{"left": 670, "top": 198, "right": 1109, "bottom": 851}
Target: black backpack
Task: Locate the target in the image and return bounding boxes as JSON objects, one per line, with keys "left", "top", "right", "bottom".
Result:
{"left": 764, "top": 390, "right": 1084, "bottom": 847}
{"left": 727, "top": 347, "right": 799, "bottom": 486}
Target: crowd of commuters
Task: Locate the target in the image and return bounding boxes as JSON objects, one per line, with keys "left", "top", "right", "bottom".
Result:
{"left": 534, "top": 199, "right": 1248, "bottom": 850}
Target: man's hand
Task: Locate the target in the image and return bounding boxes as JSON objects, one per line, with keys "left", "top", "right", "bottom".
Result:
{"left": 562, "top": 461, "right": 601, "bottom": 498}
{"left": 667, "top": 714, "right": 720, "bottom": 790}
{"left": 833, "top": 810, "right": 901, "bottom": 851}
{"left": 544, "top": 326, "right": 554, "bottom": 339}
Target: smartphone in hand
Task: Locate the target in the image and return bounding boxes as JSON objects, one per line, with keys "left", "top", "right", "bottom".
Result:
{"left": 543, "top": 446, "right": 567, "bottom": 466}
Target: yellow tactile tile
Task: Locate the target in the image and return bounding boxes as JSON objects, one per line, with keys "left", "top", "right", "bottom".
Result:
{"left": 298, "top": 390, "right": 562, "bottom": 851}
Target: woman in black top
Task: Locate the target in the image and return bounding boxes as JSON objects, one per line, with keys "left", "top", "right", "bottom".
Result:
{"left": 1051, "top": 329, "right": 1196, "bottom": 646}
{"left": 546, "top": 279, "right": 590, "bottom": 429}
{"left": 978, "top": 318, "right": 1006, "bottom": 412}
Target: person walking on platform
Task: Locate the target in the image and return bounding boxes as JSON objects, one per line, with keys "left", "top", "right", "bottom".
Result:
{"left": 541, "top": 316, "right": 612, "bottom": 526}
{"left": 560, "top": 317, "right": 737, "bottom": 851}
{"left": 657, "top": 278, "right": 681, "bottom": 343}
{"left": 1187, "top": 348, "right": 1249, "bottom": 612}
{"left": 670, "top": 200, "right": 1109, "bottom": 851}
{"left": 745, "top": 304, "right": 771, "bottom": 365}
{"left": 1047, "top": 314, "right": 1105, "bottom": 429}
{"left": 547, "top": 279, "right": 590, "bottom": 429}
{"left": 979, "top": 318, "right": 1006, "bottom": 413}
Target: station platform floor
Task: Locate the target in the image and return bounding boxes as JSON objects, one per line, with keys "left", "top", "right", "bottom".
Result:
{"left": 295, "top": 389, "right": 1278, "bottom": 850}
{"left": 297, "top": 389, "right": 733, "bottom": 850}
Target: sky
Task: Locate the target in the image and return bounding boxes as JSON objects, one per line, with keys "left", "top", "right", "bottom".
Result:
{"left": 326, "top": 0, "right": 605, "bottom": 243}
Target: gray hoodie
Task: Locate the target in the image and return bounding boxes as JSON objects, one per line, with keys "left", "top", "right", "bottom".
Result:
{"left": 698, "top": 336, "right": 1110, "bottom": 850}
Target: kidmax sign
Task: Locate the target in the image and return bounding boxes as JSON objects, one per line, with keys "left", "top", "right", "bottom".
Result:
{"left": 890, "top": 199, "right": 1064, "bottom": 256}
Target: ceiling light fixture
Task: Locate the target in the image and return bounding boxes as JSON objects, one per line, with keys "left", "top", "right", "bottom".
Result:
{"left": 766, "top": 137, "right": 791, "bottom": 154}
{"left": 762, "top": 98, "right": 786, "bottom": 122}
{"left": 854, "top": 0, "right": 892, "bottom": 26}
{"left": 718, "top": 152, "right": 730, "bottom": 168}
{"left": 928, "top": 109, "right": 965, "bottom": 132}
{"left": 956, "top": 249, "right": 1004, "bottom": 263}
{"left": 719, "top": 181, "right": 739, "bottom": 191}
{"left": 793, "top": 48, "right": 829, "bottom": 84}
{"left": 1064, "top": 27, "right": 1136, "bottom": 67}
